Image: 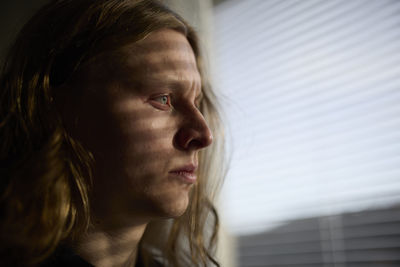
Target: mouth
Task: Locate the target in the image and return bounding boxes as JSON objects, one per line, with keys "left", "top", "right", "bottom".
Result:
{"left": 169, "top": 164, "right": 197, "bottom": 184}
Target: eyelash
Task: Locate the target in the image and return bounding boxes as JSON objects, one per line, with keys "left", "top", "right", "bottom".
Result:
{"left": 149, "top": 94, "right": 203, "bottom": 111}
{"left": 150, "top": 94, "right": 172, "bottom": 110}
{"left": 155, "top": 95, "right": 170, "bottom": 105}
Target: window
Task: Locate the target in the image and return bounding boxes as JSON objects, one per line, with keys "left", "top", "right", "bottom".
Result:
{"left": 213, "top": 0, "right": 400, "bottom": 266}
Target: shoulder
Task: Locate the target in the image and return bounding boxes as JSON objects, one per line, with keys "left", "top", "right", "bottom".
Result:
{"left": 39, "top": 246, "right": 93, "bottom": 267}
{"left": 40, "top": 246, "right": 165, "bottom": 267}
{"left": 135, "top": 251, "right": 165, "bottom": 267}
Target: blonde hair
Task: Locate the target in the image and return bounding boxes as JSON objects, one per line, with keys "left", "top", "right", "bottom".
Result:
{"left": 0, "top": 0, "right": 225, "bottom": 266}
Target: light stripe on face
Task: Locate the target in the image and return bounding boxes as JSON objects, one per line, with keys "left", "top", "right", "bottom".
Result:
{"left": 71, "top": 29, "right": 211, "bottom": 223}
{"left": 112, "top": 30, "right": 202, "bottom": 100}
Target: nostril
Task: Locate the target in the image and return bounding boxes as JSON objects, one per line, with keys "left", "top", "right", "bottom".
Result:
{"left": 194, "top": 131, "right": 212, "bottom": 149}
{"left": 188, "top": 139, "right": 204, "bottom": 150}
{"left": 174, "top": 124, "right": 213, "bottom": 151}
{"left": 174, "top": 107, "right": 213, "bottom": 151}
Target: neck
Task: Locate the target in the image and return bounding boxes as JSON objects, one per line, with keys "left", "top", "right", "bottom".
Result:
{"left": 73, "top": 221, "right": 148, "bottom": 267}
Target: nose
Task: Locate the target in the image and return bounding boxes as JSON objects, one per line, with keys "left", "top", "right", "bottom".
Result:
{"left": 174, "top": 108, "right": 213, "bottom": 151}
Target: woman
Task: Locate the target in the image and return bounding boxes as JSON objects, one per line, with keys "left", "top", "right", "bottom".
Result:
{"left": 0, "top": 0, "right": 225, "bottom": 266}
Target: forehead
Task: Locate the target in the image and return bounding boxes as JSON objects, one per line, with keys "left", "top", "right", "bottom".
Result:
{"left": 114, "top": 29, "right": 201, "bottom": 89}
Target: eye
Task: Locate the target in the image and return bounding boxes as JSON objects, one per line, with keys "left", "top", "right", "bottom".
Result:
{"left": 149, "top": 94, "right": 172, "bottom": 111}
{"left": 158, "top": 95, "right": 169, "bottom": 105}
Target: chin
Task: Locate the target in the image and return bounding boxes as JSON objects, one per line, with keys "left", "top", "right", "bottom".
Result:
{"left": 162, "top": 196, "right": 190, "bottom": 218}
{"left": 150, "top": 190, "right": 191, "bottom": 219}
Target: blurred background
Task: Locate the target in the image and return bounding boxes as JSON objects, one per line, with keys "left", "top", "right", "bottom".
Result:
{"left": 212, "top": 1, "right": 400, "bottom": 266}
{"left": 2, "top": 0, "right": 400, "bottom": 266}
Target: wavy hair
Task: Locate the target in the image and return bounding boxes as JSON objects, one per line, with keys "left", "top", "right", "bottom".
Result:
{"left": 0, "top": 0, "right": 225, "bottom": 266}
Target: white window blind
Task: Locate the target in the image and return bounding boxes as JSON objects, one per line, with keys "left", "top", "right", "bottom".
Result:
{"left": 213, "top": 0, "right": 400, "bottom": 266}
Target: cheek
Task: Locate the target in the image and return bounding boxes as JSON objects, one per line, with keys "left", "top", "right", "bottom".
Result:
{"left": 120, "top": 112, "right": 173, "bottom": 151}
{"left": 90, "top": 111, "right": 177, "bottom": 201}
{"left": 116, "top": 112, "right": 176, "bottom": 176}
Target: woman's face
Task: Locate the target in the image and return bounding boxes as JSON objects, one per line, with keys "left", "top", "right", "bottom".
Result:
{"left": 60, "top": 29, "right": 212, "bottom": 227}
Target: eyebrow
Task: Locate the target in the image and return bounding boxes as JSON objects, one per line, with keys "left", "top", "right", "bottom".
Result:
{"left": 142, "top": 73, "right": 202, "bottom": 92}
{"left": 154, "top": 77, "right": 204, "bottom": 106}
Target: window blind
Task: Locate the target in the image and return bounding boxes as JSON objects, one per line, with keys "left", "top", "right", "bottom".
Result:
{"left": 213, "top": 0, "right": 400, "bottom": 266}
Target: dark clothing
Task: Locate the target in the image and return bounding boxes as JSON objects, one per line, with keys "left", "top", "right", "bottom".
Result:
{"left": 39, "top": 247, "right": 93, "bottom": 267}
{"left": 40, "top": 246, "right": 163, "bottom": 267}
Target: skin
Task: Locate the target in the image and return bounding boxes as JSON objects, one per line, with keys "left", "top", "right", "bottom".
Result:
{"left": 58, "top": 29, "right": 213, "bottom": 266}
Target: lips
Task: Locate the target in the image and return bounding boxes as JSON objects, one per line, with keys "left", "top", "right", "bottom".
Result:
{"left": 169, "top": 164, "right": 197, "bottom": 184}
